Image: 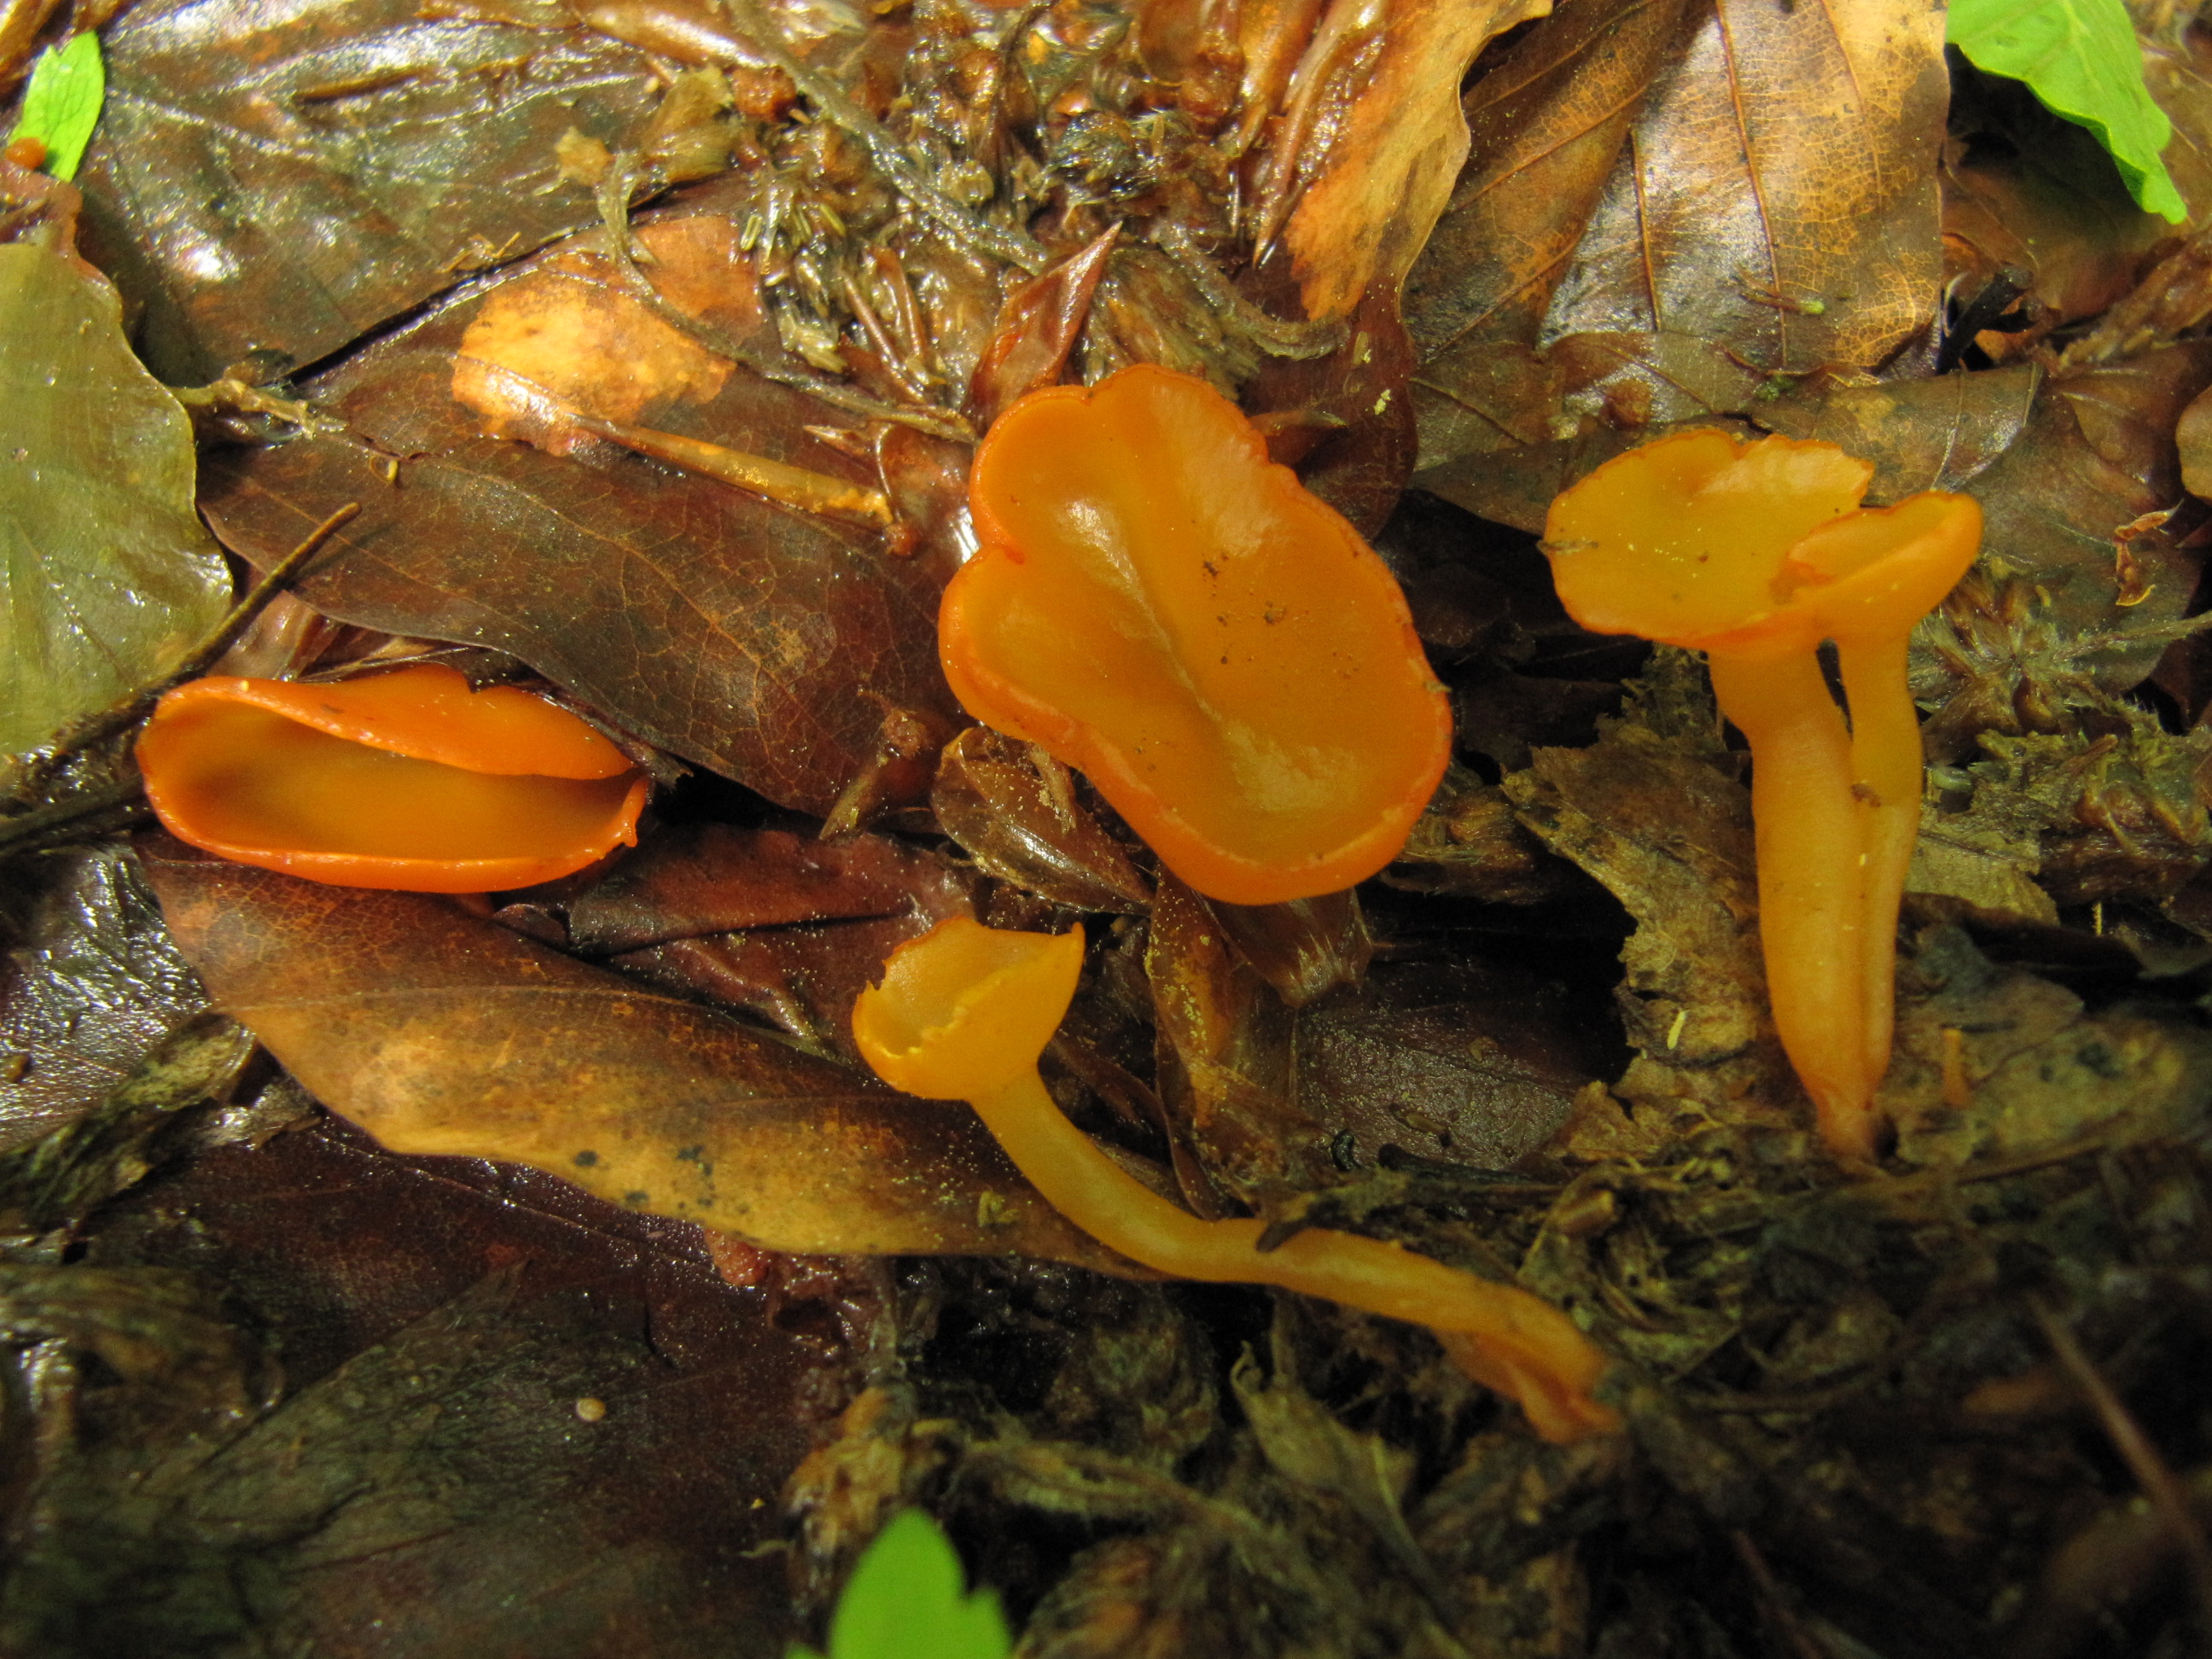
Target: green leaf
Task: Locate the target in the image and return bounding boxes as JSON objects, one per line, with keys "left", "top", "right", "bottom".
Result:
{"left": 788, "top": 1511, "right": 1012, "bottom": 1659}
{"left": 1947, "top": 0, "right": 2187, "bottom": 223}
{"left": 0, "top": 242, "right": 231, "bottom": 758}
{"left": 8, "top": 34, "right": 105, "bottom": 183}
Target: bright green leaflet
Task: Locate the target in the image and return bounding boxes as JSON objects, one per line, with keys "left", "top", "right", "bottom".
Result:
{"left": 788, "top": 1511, "right": 1012, "bottom": 1659}
{"left": 0, "top": 241, "right": 231, "bottom": 757}
{"left": 8, "top": 33, "right": 105, "bottom": 183}
{"left": 1947, "top": 0, "right": 2186, "bottom": 223}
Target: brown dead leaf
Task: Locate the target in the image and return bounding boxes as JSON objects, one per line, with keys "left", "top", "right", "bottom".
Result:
{"left": 1929, "top": 343, "right": 2212, "bottom": 716}
{"left": 1293, "top": 958, "right": 1596, "bottom": 1171}
{"left": 78, "top": 1115, "right": 831, "bottom": 1655}
{"left": 1940, "top": 76, "right": 2165, "bottom": 364}
{"left": 1210, "top": 890, "right": 1370, "bottom": 1010}
{"left": 969, "top": 226, "right": 1120, "bottom": 429}
{"left": 1406, "top": 0, "right": 1947, "bottom": 480}
{"left": 75, "top": 0, "right": 663, "bottom": 381}
{"left": 198, "top": 191, "right": 965, "bottom": 818}
{"left": 1499, "top": 656, "right": 1790, "bottom": 1132}
{"left": 137, "top": 834, "right": 1133, "bottom": 1272}
{"left": 1269, "top": 0, "right": 1553, "bottom": 323}
{"left": 1146, "top": 872, "right": 1324, "bottom": 1208}
{"left": 564, "top": 821, "right": 970, "bottom": 954}
{"left": 1757, "top": 364, "right": 2040, "bottom": 501}
{"left": 1885, "top": 926, "right": 2212, "bottom": 1166}
{"left": 930, "top": 728, "right": 1153, "bottom": 915}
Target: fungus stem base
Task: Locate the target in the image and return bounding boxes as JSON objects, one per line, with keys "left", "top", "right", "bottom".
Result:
{"left": 1708, "top": 649, "right": 1875, "bottom": 1159}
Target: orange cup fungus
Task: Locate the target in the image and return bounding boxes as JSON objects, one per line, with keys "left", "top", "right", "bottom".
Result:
{"left": 138, "top": 663, "right": 649, "bottom": 893}
{"left": 1542, "top": 430, "right": 1982, "bottom": 1161}
{"left": 940, "top": 364, "right": 1452, "bottom": 906}
{"left": 854, "top": 917, "right": 1621, "bottom": 1444}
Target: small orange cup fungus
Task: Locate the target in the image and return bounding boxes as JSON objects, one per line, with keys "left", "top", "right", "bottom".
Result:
{"left": 137, "top": 663, "right": 649, "bottom": 893}
{"left": 940, "top": 364, "right": 1452, "bottom": 906}
{"left": 1542, "top": 430, "right": 1982, "bottom": 1161}
{"left": 854, "top": 917, "right": 1621, "bottom": 1443}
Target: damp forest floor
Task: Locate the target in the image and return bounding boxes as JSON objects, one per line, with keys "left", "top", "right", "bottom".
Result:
{"left": 10, "top": 1, "right": 2212, "bottom": 1655}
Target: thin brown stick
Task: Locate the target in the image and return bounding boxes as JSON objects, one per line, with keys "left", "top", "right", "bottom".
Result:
{"left": 2030, "top": 1294, "right": 2212, "bottom": 1629}
{"left": 1729, "top": 1530, "right": 1831, "bottom": 1659}
{"left": 0, "top": 777, "right": 149, "bottom": 860}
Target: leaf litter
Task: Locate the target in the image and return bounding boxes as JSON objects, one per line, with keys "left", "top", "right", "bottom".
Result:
{"left": 6, "top": 0, "right": 2212, "bottom": 1654}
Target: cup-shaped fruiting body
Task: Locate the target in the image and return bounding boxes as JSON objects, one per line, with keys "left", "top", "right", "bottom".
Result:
{"left": 138, "top": 663, "right": 649, "bottom": 893}
{"left": 940, "top": 364, "right": 1452, "bottom": 906}
{"left": 1543, "top": 430, "right": 1982, "bottom": 1160}
{"left": 853, "top": 917, "right": 1620, "bottom": 1443}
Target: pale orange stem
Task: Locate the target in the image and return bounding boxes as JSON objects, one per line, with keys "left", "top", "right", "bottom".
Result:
{"left": 1837, "top": 634, "right": 1919, "bottom": 1094}
{"left": 1706, "top": 649, "right": 1874, "bottom": 1158}
{"left": 967, "top": 1069, "right": 1620, "bottom": 1443}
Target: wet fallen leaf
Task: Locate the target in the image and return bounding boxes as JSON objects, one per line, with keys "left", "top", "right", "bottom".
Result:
{"left": 0, "top": 846, "right": 212, "bottom": 1152}
{"left": 138, "top": 833, "right": 1134, "bottom": 1272}
{"left": 930, "top": 728, "right": 1152, "bottom": 917}
{"left": 73, "top": 0, "right": 663, "bottom": 380}
{"left": 1271, "top": 0, "right": 1552, "bottom": 323}
{"left": 0, "top": 168, "right": 230, "bottom": 757}
{"left": 197, "top": 192, "right": 963, "bottom": 817}
{"left": 1406, "top": 0, "right": 1948, "bottom": 479}
{"left": 563, "top": 819, "right": 970, "bottom": 954}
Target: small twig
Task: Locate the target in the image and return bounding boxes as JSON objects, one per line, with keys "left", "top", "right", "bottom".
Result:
{"left": 0, "top": 777, "right": 151, "bottom": 860}
{"left": 2030, "top": 1293, "right": 2212, "bottom": 1628}
{"left": 6, "top": 502, "right": 361, "bottom": 809}
{"left": 177, "top": 502, "right": 364, "bottom": 684}
{"left": 1731, "top": 1530, "right": 1832, "bottom": 1659}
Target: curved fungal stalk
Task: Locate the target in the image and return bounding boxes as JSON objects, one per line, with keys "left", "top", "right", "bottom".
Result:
{"left": 853, "top": 917, "right": 1620, "bottom": 1443}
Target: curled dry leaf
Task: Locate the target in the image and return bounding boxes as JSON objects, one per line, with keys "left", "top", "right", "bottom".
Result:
{"left": 137, "top": 833, "right": 1135, "bottom": 1274}
{"left": 1146, "top": 871, "right": 1324, "bottom": 1208}
{"left": 556, "top": 818, "right": 975, "bottom": 1062}
{"left": 930, "top": 727, "right": 1152, "bottom": 916}
{"left": 564, "top": 820, "right": 970, "bottom": 954}
{"left": 1270, "top": 0, "right": 1553, "bottom": 323}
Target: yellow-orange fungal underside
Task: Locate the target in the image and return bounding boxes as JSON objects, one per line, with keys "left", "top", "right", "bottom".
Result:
{"left": 941, "top": 364, "right": 1452, "bottom": 906}
{"left": 138, "top": 663, "right": 648, "bottom": 894}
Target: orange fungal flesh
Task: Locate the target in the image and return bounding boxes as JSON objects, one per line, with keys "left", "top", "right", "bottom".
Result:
{"left": 1541, "top": 431, "right": 1982, "bottom": 1160}
{"left": 854, "top": 918, "right": 1621, "bottom": 1443}
{"left": 945, "top": 364, "right": 1452, "bottom": 905}
{"left": 139, "top": 665, "right": 648, "bottom": 893}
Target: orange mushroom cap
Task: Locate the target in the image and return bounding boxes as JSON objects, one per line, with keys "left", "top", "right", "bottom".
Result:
{"left": 941, "top": 364, "right": 1452, "bottom": 906}
{"left": 137, "top": 663, "right": 648, "bottom": 893}
{"left": 1543, "top": 428, "right": 1981, "bottom": 656}
{"left": 853, "top": 916, "right": 1085, "bottom": 1101}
